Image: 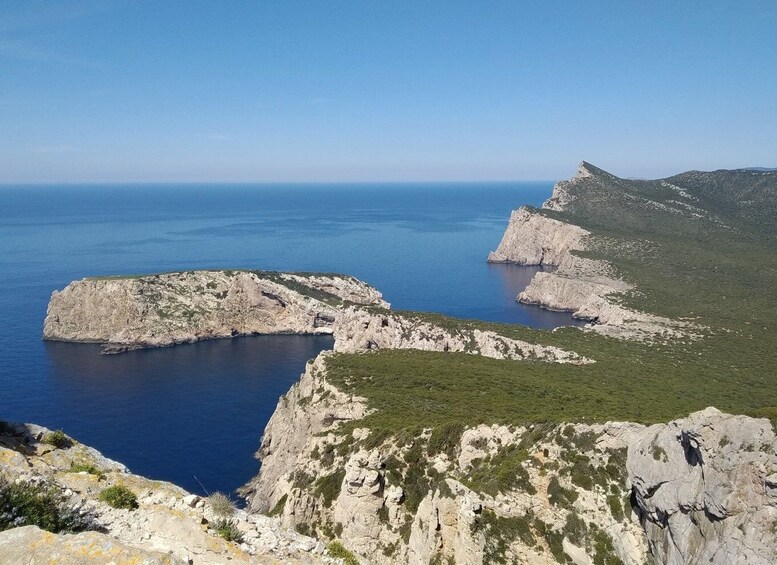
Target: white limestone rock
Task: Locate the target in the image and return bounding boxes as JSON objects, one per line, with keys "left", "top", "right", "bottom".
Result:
{"left": 43, "top": 270, "right": 387, "bottom": 353}
{"left": 627, "top": 407, "right": 777, "bottom": 565}
{"left": 487, "top": 207, "right": 589, "bottom": 265}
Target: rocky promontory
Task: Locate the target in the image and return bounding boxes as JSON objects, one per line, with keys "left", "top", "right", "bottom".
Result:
{"left": 332, "top": 307, "right": 591, "bottom": 364}
{"left": 488, "top": 162, "right": 690, "bottom": 340}
{"left": 244, "top": 351, "right": 777, "bottom": 564}
{"left": 43, "top": 270, "right": 388, "bottom": 353}
{"left": 487, "top": 207, "right": 589, "bottom": 266}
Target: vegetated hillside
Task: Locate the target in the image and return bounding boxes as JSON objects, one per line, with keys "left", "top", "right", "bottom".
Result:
{"left": 327, "top": 164, "right": 777, "bottom": 435}
{"left": 246, "top": 165, "right": 777, "bottom": 565}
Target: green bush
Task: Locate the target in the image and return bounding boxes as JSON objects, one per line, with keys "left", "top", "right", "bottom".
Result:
{"left": 547, "top": 476, "right": 578, "bottom": 508}
{"left": 327, "top": 540, "right": 359, "bottom": 565}
{"left": 69, "top": 463, "right": 104, "bottom": 477}
{"left": 466, "top": 445, "right": 536, "bottom": 496}
{"left": 43, "top": 430, "right": 71, "bottom": 449}
{"left": 427, "top": 422, "right": 464, "bottom": 459}
{"left": 208, "top": 492, "right": 235, "bottom": 517}
{"left": 314, "top": 470, "right": 346, "bottom": 508}
{"left": 0, "top": 480, "right": 87, "bottom": 533}
{"left": 213, "top": 518, "right": 243, "bottom": 542}
{"left": 98, "top": 485, "right": 138, "bottom": 510}
{"left": 268, "top": 494, "right": 287, "bottom": 517}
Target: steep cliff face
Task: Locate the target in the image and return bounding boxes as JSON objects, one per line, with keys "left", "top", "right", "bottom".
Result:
{"left": 43, "top": 270, "right": 387, "bottom": 353}
{"left": 487, "top": 207, "right": 589, "bottom": 265}
{"left": 628, "top": 408, "right": 777, "bottom": 565}
{"left": 0, "top": 421, "right": 330, "bottom": 564}
{"left": 247, "top": 355, "right": 777, "bottom": 564}
{"left": 517, "top": 255, "right": 687, "bottom": 340}
{"left": 245, "top": 352, "right": 649, "bottom": 564}
{"left": 488, "top": 163, "right": 692, "bottom": 340}
{"left": 332, "top": 307, "right": 591, "bottom": 364}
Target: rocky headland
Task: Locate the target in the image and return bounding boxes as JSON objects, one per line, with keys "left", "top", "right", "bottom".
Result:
{"left": 488, "top": 162, "right": 696, "bottom": 340}
{"left": 243, "top": 349, "right": 777, "bottom": 564}
{"left": 43, "top": 269, "right": 589, "bottom": 364}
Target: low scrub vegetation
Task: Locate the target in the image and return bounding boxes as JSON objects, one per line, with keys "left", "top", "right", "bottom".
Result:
{"left": 327, "top": 540, "right": 360, "bottom": 565}
{"left": 98, "top": 484, "right": 138, "bottom": 510}
{"left": 208, "top": 492, "right": 235, "bottom": 517}
{"left": 0, "top": 480, "right": 89, "bottom": 533}
{"left": 43, "top": 429, "right": 71, "bottom": 449}
{"left": 213, "top": 518, "right": 243, "bottom": 543}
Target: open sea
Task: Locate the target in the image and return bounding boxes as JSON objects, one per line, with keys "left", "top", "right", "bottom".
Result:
{"left": 0, "top": 182, "right": 581, "bottom": 497}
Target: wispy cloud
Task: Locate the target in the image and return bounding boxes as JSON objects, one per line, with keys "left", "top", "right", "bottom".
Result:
{"left": 0, "top": 39, "right": 98, "bottom": 67}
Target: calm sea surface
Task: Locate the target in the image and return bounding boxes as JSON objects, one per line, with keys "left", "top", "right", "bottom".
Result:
{"left": 0, "top": 183, "right": 581, "bottom": 496}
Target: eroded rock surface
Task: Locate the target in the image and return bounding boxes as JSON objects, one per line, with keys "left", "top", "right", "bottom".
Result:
{"left": 487, "top": 207, "right": 589, "bottom": 265}
{"left": 43, "top": 270, "right": 387, "bottom": 353}
{"left": 628, "top": 407, "right": 777, "bottom": 565}
{"left": 0, "top": 421, "right": 333, "bottom": 565}
{"left": 333, "top": 307, "right": 591, "bottom": 364}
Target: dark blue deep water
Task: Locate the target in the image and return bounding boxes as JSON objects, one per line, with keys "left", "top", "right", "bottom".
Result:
{"left": 0, "top": 183, "right": 580, "bottom": 497}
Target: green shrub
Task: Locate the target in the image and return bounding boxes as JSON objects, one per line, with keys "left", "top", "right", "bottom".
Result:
{"left": 268, "top": 494, "right": 287, "bottom": 517}
{"left": 563, "top": 512, "right": 588, "bottom": 546}
{"left": 43, "top": 430, "right": 71, "bottom": 449}
{"left": 607, "top": 494, "right": 624, "bottom": 521}
{"left": 315, "top": 470, "right": 346, "bottom": 508}
{"left": 427, "top": 422, "right": 464, "bottom": 459}
{"left": 98, "top": 485, "right": 138, "bottom": 510}
{"left": 466, "top": 445, "right": 536, "bottom": 496}
{"left": 547, "top": 476, "right": 578, "bottom": 508}
{"left": 474, "top": 509, "right": 534, "bottom": 564}
{"left": 213, "top": 518, "right": 243, "bottom": 543}
{"left": 208, "top": 492, "right": 235, "bottom": 517}
{"left": 0, "top": 480, "right": 88, "bottom": 533}
{"left": 327, "top": 540, "right": 359, "bottom": 565}
{"left": 69, "top": 463, "right": 104, "bottom": 477}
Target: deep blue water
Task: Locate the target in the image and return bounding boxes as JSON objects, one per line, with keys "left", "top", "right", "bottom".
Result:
{"left": 0, "top": 182, "right": 580, "bottom": 497}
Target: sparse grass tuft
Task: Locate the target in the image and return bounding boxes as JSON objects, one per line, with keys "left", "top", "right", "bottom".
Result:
{"left": 208, "top": 492, "right": 235, "bottom": 517}
{"left": 327, "top": 540, "right": 360, "bottom": 565}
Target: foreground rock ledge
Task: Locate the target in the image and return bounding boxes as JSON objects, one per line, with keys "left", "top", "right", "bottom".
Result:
{"left": 0, "top": 420, "right": 333, "bottom": 564}
{"left": 43, "top": 269, "right": 388, "bottom": 353}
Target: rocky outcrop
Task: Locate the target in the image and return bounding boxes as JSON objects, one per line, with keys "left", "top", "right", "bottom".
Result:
{"left": 517, "top": 255, "right": 687, "bottom": 340}
{"left": 488, "top": 162, "right": 692, "bottom": 340}
{"left": 0, "top": 420, "right": 334, "bottom": 564}
{"left": 628, "top": 407, "right": 777, "bottom": 565}
{"left": 487, "top": 207, "right": 589, "bottom": 265}
{"left": 332, "top": 307, "right": 592, "bottom": 364}
{"left": 247, "top": 352, "right": 777, "bottom": 565}
{"left": 43, "top": 270, "right": 387, "bottom": 353}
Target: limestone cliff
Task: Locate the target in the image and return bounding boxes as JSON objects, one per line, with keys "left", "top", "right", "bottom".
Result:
{"left": 0, "top": 420, "right": 334, "bottom": 564}
{"left": 332, "top": 307, "right": 591, "bottom": 364}
{"left": 246, "top": 355, "right": 777, "bottom": 564}
{"left": 43, "top": 270, "right": 388, "bottom": 353}
{"left": 628, "top": 408, "right": 777, "bottom": 565}
{"left": 487, "top": 207, "right": 589, "bottom": 266}
{"left": 488, "top": 162, "right": 691, "bottom": 340}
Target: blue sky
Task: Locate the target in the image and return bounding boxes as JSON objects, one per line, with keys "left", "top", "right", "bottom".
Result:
{"left": 1, "top": 1, "right": 775, "bottom": 182}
